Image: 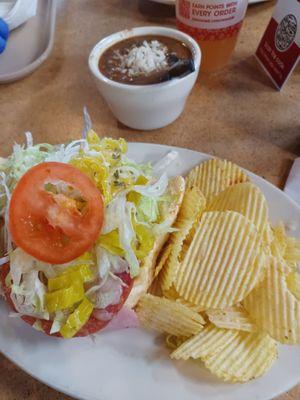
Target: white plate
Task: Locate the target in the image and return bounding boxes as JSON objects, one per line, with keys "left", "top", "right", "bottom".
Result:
{"left": 150, "top": 0, "right": 269, "bottom": 5}
{"left": 1, "top": 143, "right": 300, "bottom": 400}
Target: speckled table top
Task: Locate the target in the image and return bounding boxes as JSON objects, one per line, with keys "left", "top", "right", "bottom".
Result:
{"left": 0, "top": 0, "right": 299, "bottom": 399}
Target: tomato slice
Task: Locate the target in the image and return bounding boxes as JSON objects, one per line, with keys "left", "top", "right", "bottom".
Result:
{"left": 0, "top": 264, "right": 133, "bottom": 338}
{"left": 9, "top": 162, "right": 104, "bottom": 264}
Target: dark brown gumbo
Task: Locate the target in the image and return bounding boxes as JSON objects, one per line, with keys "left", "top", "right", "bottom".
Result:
{"left": 99, "top": 35, "right": 194, "bottom": 85}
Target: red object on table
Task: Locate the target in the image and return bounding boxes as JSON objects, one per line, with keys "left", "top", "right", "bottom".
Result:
{"left": 256, "top": 0, "right": 300, "bottom": 90}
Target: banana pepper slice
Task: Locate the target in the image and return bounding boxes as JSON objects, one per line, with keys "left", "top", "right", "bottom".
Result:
{"left": 98, "top": 229, "right": 124, "bottom": 256}
{"left": 48, "top": 264, "right": 93, "bottom": 292}
{"left": 45, "top": 283, "right": 84, "bottom": 313}
{"left": 60, "top": 297, "right": 94, "bottom": 339}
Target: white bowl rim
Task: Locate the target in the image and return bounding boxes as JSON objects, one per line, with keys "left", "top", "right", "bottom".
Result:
{"left": 88, "top": 25, "right": 201, "bottom": 91}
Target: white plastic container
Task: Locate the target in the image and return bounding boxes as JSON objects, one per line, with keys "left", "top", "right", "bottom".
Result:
{"left": 88, "top": 26, "right": 201, "bottom": 131}
{"left": 0, "top": 0, "right": 56, "bottom": 83}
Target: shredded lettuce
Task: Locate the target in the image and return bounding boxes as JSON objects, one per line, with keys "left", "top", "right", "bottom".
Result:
{"left": 131, "top": 173, "right": 168, "bottom": 198}
{"left": 50, "top": 311, "right": 68, "bottom": 334}
{"left": 96, "top": 246, "right": 111, "bottom": 280}
{"left": 152, "top": 150, "right": 179, "bottom": 176}
{"left": 95, "top": 246, "right": 129, "bottom": 281}
{"left": 100, "top": 195, "right": 138, "bottom": 276}
{"left": 137, "top": 196, "right": 159, "bottom": 223}
{"left": 87, "top": 275, "right": 123, "bottom": 309}
{"left": 119, "top": 198, "right": 139, "bottom": 277}
{"left": 32, "top": 320, "right": 45, "bottom": 333}
{"left": 9, "top": 253, "right": 49, "bottom": 320}
{"left": 82, "top": 248, "right": 129, "bottom": 311}
{"left": 0, "top": 172, "right": 12, "bottom": 254}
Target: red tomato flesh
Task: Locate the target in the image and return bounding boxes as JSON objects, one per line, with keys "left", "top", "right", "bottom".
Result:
{"left": 9, "top": 162, "right": 104, "bottom": 264}
{"left": 0, "top": 263, "right": 133, "bottom": 338}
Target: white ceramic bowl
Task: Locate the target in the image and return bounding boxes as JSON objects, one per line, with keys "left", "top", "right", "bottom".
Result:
{"left": 89, "top": 26, "right": 201, "bottom": 130}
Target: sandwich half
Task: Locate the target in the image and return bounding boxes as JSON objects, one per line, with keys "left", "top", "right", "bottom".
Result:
{"left": 0, "top": 131, "right": 184, "bottom": 338}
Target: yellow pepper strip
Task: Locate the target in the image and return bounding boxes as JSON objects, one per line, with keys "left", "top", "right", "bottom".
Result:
{"left": 126, "top": 191, "right": 141, "bottom": 206}
{"left": 45, "top": 283, "right": 84, "bottom": 313}
{"left": 100, "top": 136, "right": 128, "bottom": 154}
{"left": 132, "top": 221, "right": 155, "bottom": 260}
{"left": 98, "top": 229, "right": 125, "bottom": 256}
{"left": 60, "top": 297, "right": 94, "bottom": 339}
{"left": 77, "top": 252, "right": 93, "bottom": 263}
{"left": 126, "top": 176, "right": 149, "bottom": 205}
{"left": 70, "top": 156, "right": 111, "bottom": 204}
{"left": 68, "top": 263, "right": 94, "bottom": 280}
{"left": 87, "top": 130, "right": 101, "bottom": 145}
{"left": 48, "top": 264, "right": 93, "bottom": 292}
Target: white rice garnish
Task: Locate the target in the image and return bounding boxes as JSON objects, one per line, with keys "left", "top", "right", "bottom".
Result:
{"left": 113, "top": 40, "right": 168, "bottom": 77}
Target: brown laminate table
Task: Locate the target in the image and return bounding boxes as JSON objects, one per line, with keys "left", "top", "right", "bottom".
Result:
{"left": 0, "top": 1, "right": 299, "bottom": 399}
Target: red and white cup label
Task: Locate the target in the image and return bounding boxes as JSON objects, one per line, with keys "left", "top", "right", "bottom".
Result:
{"left": 256, "top": 0, "right": 300, "bottom": 90}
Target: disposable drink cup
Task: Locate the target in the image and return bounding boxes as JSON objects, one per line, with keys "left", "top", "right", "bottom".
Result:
{"left": 176, "top": 0, "right": 248, "bottom": 72}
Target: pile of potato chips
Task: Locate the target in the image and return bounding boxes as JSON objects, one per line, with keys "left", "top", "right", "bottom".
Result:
{"left": 136, "top": 159, "right": 300, "bottom": 383}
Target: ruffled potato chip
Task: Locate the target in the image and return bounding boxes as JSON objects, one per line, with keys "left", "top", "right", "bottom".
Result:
{"left": 136, "top": 294, "right": 205, "bottom": 337}
{"left": 263, "top": 223, "right": 274, "bottom": 253}
{"left": 206, "top": 304, "right": 257, "bottom": 332}
{"left": 159, "top": 187, "right": 206, "bottom": 293}
{"left": 207, "top": 182, "right": 268, "bottom": 235}
{"left": 272, "top": 223, "right": 287, "bottom": 256}
{"left": 285, "top": 235, "right": 300, "bottom": 265}
{"left": 286, "top": 271, "right": 300, "bottom": 301}
{"left": 171, "top": 323, "right": 239, "bottom": 360}
{"left": 244, "top": 257, "right": 300, "bottom": 344}
{"left": 186, "top": 159, "right": 249, "bottom": 201}
{"left": 175, "top": 211, "right": 265, "bottom": 309}
{"left": 270, "top": 222, "right": 299, "bottom": 273}
{"left": 171, "top": 324, "right": 277, "bottom": 383}
{"left": 148, "top": 276, "right": 162, "bottom": 297}
{"left": 161, "top": 285, "right": 205, "bottom": 313}
{"left": 154, "top": 243, "right": 172, "bottom": 279}
{"left": 165, "top": 334, "right": 186, "bottom": 350}
{"left": 204, "top": 331, "right": 277, "bottom": 383}
{"left": 159, "top": 219, "right": 193, "bottom": 293}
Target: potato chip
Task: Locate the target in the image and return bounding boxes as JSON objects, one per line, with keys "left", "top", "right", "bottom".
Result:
{"left": 270, "top": 222, "right": 289, "bottom": 265}
{"left": 244, "top": 257, "right": 300, "bottom": 344}
{"left": 272, "top": 222, "right": 287, "bottom": 255}
{"left": 269, "top": 224, "right": 296, "bottom": 275}
{"left": 159, "top": 228, "right": 193, "bottom": 297}
{"left": 204, "top": 331, "right": 277, "bottom": 383}
{"left": 165, "top": 335, "right": 185, "bottom": 350}
{"left": 161, "top": 285, "right": 206, "bottom": 312}
{"left": 206, "top": 304, "right": 257, "bottom": 332}
{"left": 177, "top": 186, "right": 207, "bottom": 221}
{"left": 175, "top": 211, "right": 265, "bottom": 309}
{"left": 175, "top": 298, "right": 206, "bottom": 313}
{"left": 186, "top": 159, "right": 249, "bottom": 201}
{"left": 159, "top": 187, "right": 206, "bottom": 293}
{"left": 263, "top": 223, "right": 274, "bottom": 251}
{"left": 171, "top": 323, "right": 239, "bottom": 360}
{"left": 207, "top": 182, "right": 268, "bottom": 235}
{"left": 285, "top": 235, "right": 300, "bottom": 264}
{"left": 286, "top": 271, "right": 300, "bottom": 301}
{"left": 148, "top": 276, "right": 162, "bottom": 297}
{"left": 136, "top": 294, "right": 205, "bottom": 337}
{"left": 154, "top": 243, "right": 172, "bottom": 279}
{"left": 162, "top": 285, "right": 179, "bottom": 300}
{"left": 270, "top": 223, "right": 299, "bottom": 271}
